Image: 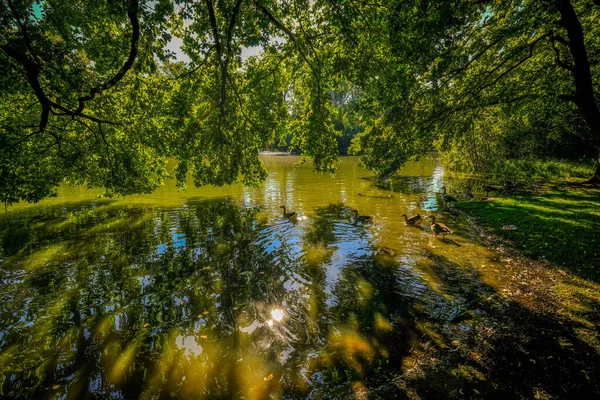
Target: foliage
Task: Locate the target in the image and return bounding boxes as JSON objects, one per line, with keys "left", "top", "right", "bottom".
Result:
{"left": 2, "top": 0, "right": 600, "bottom": 204}
{"left": 331, "top": 84, "right": 365, "bottom": 155}
{"left": 437, "top": 101, "right": 596, "bottom": 175}
{"left": 345, "top": 0, "right": 600, "bottom": 177}
{"left": 446, "top": 155, "right": 596, "bottom": 183}
{"left": 0, "top": 0, "right": 342, "bottom": 205}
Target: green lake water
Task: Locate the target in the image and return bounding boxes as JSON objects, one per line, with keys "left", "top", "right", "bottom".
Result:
{"left": 0, "top": 155, "right": 506, "bottom": 399}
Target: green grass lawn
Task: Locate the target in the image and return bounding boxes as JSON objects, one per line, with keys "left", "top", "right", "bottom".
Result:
{"left": 458, "top": 185, "right": 600, "bottom": 283}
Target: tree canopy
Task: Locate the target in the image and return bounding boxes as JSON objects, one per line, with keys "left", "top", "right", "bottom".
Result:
{"left": 2, "top": 0, "right": 599, "bottom": 205}
{"left": 348, "top": 0, "right": 600, "bottom": 178}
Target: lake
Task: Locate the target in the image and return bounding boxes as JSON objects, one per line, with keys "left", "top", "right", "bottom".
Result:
{"left": 0, "top": 155, "right": 505, "bottom": 398}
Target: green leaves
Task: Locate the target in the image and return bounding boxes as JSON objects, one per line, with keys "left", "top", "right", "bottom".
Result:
{"left": 4, "top": 0, "right": 597, "bottom": 204}
{"left": 1, "top": 0, "right": 347, "bottom": 203}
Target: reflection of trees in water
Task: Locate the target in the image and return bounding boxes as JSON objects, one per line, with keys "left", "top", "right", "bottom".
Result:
{"left": 387, "top": 176, "right": 431, "bottom": 195}
{"left": 0, "top": 200, "right": 352, "bottom": 397}
{"left": 0, "top": 199, "right": 486, "bottom": 398}
{"left": 313, "top": 251, "right": 417, "bottom": 392}
{"left": 0, "top": 200, "right": 284, "bottom": 398}
{"left": 290, "top": 204, "right": 418, "bottom": 394}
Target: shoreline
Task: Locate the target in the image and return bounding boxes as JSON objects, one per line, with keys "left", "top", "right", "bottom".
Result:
{"left": 366, "top": 186, "right": 600, "bottom": 398}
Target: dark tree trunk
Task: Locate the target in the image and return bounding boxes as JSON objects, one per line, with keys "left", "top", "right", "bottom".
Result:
{"left": 555, "top": 0, "right": 600, "bottom": 183}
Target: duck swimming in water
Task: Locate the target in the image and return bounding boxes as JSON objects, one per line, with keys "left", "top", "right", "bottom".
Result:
{"left": 401, "top": 213, "right": 421, "bottom": 225}
{"left": 353, "top": 209, "right": 373, "bottom": 223}
{"left": 280, "top": 205, "right": 297, "bottom": 219}
{"left": 427, "top": 215, "right": 453, "bottom": 238}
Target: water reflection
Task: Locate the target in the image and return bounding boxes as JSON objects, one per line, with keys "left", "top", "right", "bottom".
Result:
{"left": 0, "top": 156, "right": 510, "bottom": 398}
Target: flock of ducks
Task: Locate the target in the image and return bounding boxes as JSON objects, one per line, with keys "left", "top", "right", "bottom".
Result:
{"left": 399, "top": 213, "right": 453, "bottom": 238}
{"left": 278, "top": 182, "right": 519, "bottom": 252}
{"left": 279, "top": 184, "right": 463, "bottom": 240}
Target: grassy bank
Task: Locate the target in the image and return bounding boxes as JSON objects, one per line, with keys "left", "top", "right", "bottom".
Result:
{"left": 454, "top": 183, "right": 600, "bottom": 390}
{"left": 503, "top": 158, "right": 596, "bottom": 181}
{"left": 444, "top": 158, "right": 596, "bottom": 184}
{"left": 458, "top": 185, "right": 600, "bottom": 283}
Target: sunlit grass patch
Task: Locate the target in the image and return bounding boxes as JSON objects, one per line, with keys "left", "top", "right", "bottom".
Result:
{"left": 458, "top": 185, "right": 600, "bottom": 282}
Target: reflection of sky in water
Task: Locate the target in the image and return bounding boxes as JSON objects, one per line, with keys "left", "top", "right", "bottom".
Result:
{"left": 422, "top": 163, "right": 445, "bottom": 212}
{"left": 239, "top": 320, "right": 262, "bottom": 334}
{"left": 178, "top": 335, "right": 204, "bottom": 356}
{"left": 157, "top": 231, "right": 187, "bottom": 254}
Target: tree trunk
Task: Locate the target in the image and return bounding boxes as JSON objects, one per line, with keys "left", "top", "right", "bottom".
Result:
{"left": 555, "top": 0, "right": 600, "bottom": 183}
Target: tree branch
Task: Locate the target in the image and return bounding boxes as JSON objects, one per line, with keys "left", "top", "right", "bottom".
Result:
{"left": 205, "top": 0, "right": 228, "bottom": 124}
{"left": 226, "top": 74, "right": 268, "bottom": 137}
{"left": 443, "top": 36, "right": 504, "bottom": 85}
{"left": 7, "top": 0, "right": 41, "bottom": 64}
{"left": 0, "top": 43, "right": 50, "bottom": 129}
{"left": 550, "top": 31, "right": 574, "bottom": 72}
{"left": 254, "top": 1, "right": 322, "bottom": 99}
{"left": 205, "top": 0, "right": 223, "bottom": 64}
{"left": 253, "top": 1, "right": 314, "bottom": 73}
{"left": 75, "top": 0, "right": 140, "bottom": 114}
{"left": 225, "top": 0, "right": 243, "bottom": 62}
{"left": 558, "top": 93, "right": 577, "bottom": 102}
{"left": 459, "top": 32, "right": 551, "bottom": 102}
{"left": 1, "top": 1, "right": 137, "bottom": 131}
{"left": 50, "top": 108, "right": 120, "bottom": 126}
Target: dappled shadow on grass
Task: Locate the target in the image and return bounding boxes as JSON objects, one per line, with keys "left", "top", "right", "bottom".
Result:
{"left": 393, "top": 298, "right": 600, "bottom": 399}
{"left": 458, "top": 186, "right": 600, "bottom": 283}
{"left": 315, "top": 245, "right": 600, "bottom": 398}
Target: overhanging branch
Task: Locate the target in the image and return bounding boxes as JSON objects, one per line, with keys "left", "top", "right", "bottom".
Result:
{"left": 253, "top": 0, "right": 318, "bottom": 79}
{"left": 550, "top": 31, "right": 574, "bottom": 72}
{"left": 75, "top": 0, "right": 140, "bottom": 114}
